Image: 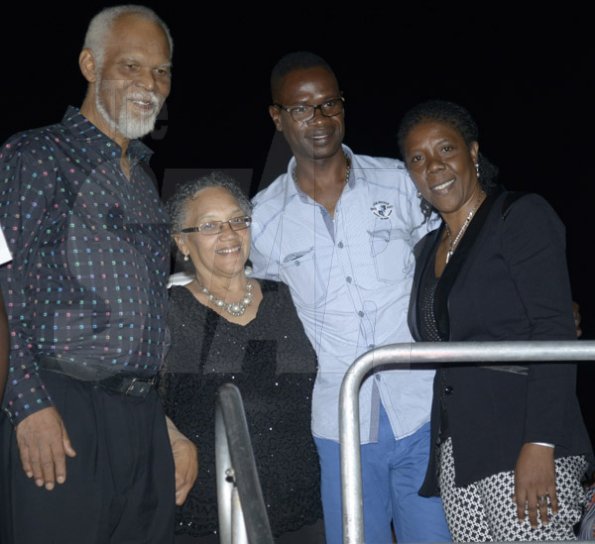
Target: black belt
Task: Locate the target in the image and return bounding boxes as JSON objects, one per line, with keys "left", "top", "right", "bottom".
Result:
{"left": 38, "top": 356, "right": 156, "bottom": 398}
{"left": 94, "top": 374, "right": 155, "bottom": 397}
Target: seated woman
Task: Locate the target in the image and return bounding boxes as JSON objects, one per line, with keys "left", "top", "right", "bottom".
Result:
{"left": 159, "top": 171, "right": 324, "bottom": 543}
{"left": 397, "top": 99, "right": 594, "bottom": 542}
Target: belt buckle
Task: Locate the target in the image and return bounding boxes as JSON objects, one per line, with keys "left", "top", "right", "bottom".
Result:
{"left": 125, "top": 376, "right": 153, "bottom": 397}
{"left": 126, "top": 377, "right": 141, "bottom": 396}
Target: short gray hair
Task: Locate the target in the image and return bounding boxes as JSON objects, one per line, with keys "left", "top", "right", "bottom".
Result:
{"left": 83, "top": 4, "right": 173, "bottom": 68}
{"left": 167, "top": 171, "right": 252, "bottom": 235}
{"left": 166, "top": 171, "right": 253, "bottom": 271}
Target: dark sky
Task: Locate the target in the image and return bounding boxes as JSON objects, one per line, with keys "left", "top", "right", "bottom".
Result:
{"left": 3, "top": 2, "right": 595, "bottom": 406}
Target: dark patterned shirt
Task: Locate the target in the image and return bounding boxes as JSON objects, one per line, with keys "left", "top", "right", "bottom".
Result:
{"left": 0, "top": 106, "right": 170, "bottom": 424}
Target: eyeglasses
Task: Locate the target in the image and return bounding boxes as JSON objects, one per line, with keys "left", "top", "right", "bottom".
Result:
{"left": 180, "top": 216, "right": 252, "bottom": 235}
{"left": 273, "top": 96, "right": 345, "bottom": 123}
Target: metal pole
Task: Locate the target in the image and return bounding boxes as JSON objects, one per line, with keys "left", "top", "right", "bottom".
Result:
{"left": 215, "top": 383, "right": 275, "bottom": 544}
{"left": 215, "top": 397, "right": 236, "bottom": 544}
{"left": 339, "top": 340, "right": 595, "bottom": 543}
{"left": 231, "top": 487, "right": 249, "bottom": 544}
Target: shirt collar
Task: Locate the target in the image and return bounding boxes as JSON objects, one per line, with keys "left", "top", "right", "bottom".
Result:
{"left": 343, "top": 145, "right": 356, "bottom": 189}
{"left": 61, "top": 105, "right": 154, "bottom": 163}
{"left": 287, "top": 144, "right": 356, "bottom": 201}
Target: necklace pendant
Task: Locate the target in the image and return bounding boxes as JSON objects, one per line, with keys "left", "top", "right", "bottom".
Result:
{"left": 197, "top": 279, "right": 253, "bottom": 317}
{"left": 444, "top": 190, "right": 486, "bottom": 265}
{"left": 229, "top": 304, "right": 243, "bottom": 316}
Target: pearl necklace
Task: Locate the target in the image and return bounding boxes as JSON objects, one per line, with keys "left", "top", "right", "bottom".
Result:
{"left": 195, "top": 279, "right": 254, "bottom": 317}
{"left": 445, "top": 191, "right": 486, "bottom": 264}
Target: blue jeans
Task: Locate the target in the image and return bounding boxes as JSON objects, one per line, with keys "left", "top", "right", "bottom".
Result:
{"left": 315, "top": 405, "right": 450, "bottom": 544}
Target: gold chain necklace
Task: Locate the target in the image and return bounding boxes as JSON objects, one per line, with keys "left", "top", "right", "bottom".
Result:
{"left": 292, "top": 152, "right": 351, "bottom": 185}
{"left": 194, "top": 279, "right": 254, "bottom": 317}
{"left": 444, "top": 191, "right": 486, "bottom": 264}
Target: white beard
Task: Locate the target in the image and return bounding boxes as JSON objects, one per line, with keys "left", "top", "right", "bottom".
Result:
{"left": 95, "top": 76, "right": 163, "bottom": 140}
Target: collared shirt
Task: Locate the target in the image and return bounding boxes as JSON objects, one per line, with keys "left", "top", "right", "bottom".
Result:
{"left": 250, "top": 145, "right": 440, "bottom": 443}
{"left": 0, "top": 106, "right": 170, "bottom": 424}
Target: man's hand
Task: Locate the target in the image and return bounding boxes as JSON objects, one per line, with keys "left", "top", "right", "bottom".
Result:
{"left": 15, "top": 406, "right": 76, "bottom": 490}
{"left": 166, "top": 416, "right": 198, "bottom": 505}
{"left": 514, "top": 443, "right": 557, "bottom": 528}
{"left": 573, "top": 301, "right": 582, "bottom": 338}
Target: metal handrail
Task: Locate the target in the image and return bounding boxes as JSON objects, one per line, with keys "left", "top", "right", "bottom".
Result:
{"left": 215, "top": 383, "right": 274, "bottom": 544}
{"left": 339, "top": 340, "right": 595, "bottom": 543}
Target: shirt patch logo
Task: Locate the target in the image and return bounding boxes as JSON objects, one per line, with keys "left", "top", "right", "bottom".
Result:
{"left": 370, "top": 201, "right": 393, "bottom": 219}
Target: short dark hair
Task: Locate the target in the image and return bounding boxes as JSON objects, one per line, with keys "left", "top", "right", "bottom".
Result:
{"left": 270, "top": 51, "right": 335, "bottom": 100}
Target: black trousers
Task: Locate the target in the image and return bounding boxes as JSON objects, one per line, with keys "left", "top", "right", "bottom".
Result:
{"left": 0, "top": 370, "right": 175, "bottom": 544}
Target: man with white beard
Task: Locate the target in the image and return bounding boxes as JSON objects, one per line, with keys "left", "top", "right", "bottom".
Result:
{"left": 0, "top": 6, "right": 198, "bottom": 544}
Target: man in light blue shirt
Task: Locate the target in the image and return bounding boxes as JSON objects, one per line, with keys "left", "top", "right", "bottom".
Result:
{"left": 250, "top": 51, "right": 450, "bottom": 544}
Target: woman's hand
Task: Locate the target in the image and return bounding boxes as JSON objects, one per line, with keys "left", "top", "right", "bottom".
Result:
{"left": 514, "top": 443, "right": 557, "bottom": 528}
{"left": 573, "top": 301, "right": 582, "bottom": 338}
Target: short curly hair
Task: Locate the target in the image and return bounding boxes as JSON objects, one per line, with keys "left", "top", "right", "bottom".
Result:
{"left": 165, "top": 171, "right": 252, "bottom": 268}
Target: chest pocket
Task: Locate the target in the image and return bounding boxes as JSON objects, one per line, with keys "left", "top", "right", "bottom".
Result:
{"left": 279, "top": 247, "right": 328, "bottom": 307}
{"left": 367, "top": 225, "right": 417, "bottom": 284}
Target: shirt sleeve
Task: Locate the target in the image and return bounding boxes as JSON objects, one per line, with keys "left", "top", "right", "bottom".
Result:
{"left": 0, "top": 137, "right": 55, "bottom": 424}
{"left": 501, "top": 193, "right": 577, "bottom": 446}
{"left": 249, "top": 201, "right": 281, "bottom": 281}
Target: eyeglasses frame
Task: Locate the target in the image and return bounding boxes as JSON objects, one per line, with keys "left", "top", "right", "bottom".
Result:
{"left": 179, "top": 215, "right": 252, "bottom": 235}
{"left": 273, "top": 96, "right": 345, "bottom": 122}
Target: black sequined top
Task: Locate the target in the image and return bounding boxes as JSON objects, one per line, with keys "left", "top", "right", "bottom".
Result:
{"left": 418, "top": 270, "right": 450, "bottom": 441}
{"left": 158, "top": 280, "right": 322, "bottom": 538}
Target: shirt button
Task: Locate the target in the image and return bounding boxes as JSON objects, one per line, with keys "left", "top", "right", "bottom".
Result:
{"left": 346, "top": 276, "right": 352, "bottom": 283}
{"left": 358, "top": 311, "right": 364, "bottom": 317}
{"left": 444, "top": 385, "right": 454, "bottom": 395}
{"left": 338, "top": 241, "right": 344, "bottom": 248}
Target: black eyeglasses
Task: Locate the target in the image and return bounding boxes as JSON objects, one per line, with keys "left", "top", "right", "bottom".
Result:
{"left": 273, "top": 96, "right": 345, "bottom": 123}
{"left": 180, "top": 216, "right": 252, "bottom": 235}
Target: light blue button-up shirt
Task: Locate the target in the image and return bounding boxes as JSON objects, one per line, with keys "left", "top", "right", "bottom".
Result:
{"left": 250, "top": 145, "right": 440, "bottom": 443}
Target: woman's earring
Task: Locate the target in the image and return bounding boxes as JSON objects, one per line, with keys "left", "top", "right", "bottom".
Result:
{"left": 416, "top": 191, "right": 422, "bottom": 198}
{"left": 475, "top": 163, "right": 480, "bottom": 178}
{"left": 183, "top": 253, "right": 189, "bottom": 262}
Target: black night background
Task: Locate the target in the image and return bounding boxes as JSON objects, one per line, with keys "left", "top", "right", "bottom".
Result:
{"left": 2, "top": 2, "right": 594, "bottom": 437}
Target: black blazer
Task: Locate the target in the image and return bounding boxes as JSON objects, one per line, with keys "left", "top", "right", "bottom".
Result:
{"left": 409, "top": 189, "right": 594, "bottom": 496}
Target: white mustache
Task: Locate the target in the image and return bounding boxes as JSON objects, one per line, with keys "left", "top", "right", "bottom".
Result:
{"left": 127, "top": 92, "right": 161, "bottom": 108}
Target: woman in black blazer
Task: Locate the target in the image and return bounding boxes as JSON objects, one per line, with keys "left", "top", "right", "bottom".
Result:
{"left": 397, "top": 99, "right": 593, "bottom": 542}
